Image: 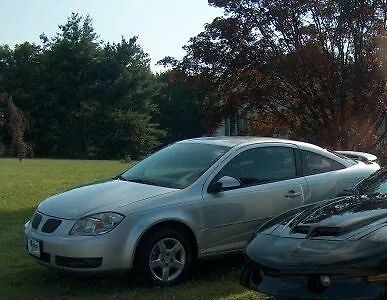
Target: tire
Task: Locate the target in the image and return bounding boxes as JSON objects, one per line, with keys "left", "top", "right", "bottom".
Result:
{"left": 135, "top": 227, "right": 193, "bottom": 286}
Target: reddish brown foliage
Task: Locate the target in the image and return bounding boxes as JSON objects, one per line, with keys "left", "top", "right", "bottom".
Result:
{"left": 0, "top": 92, "right": 32, "bottom": 158}
{"left": 180, "top": 0, "right": 387, "bottom": 154}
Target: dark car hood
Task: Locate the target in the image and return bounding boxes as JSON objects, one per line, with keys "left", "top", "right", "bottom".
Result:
{"left": 246, "top": 194, "right": 387, "bottom": 274}
{"left": 261, "top": 194, "right": 387, "bottom": 241}
{"left": 245, "top": 233, "right": 387, "bottom": 274}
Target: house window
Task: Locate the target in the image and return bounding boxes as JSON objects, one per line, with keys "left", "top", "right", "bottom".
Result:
{"left": 223, "top": 116, "right": 248, "bottom": 136}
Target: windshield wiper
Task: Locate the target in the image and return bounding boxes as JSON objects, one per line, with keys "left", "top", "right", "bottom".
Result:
{"left": 124, "top": 178, "right": 160, "bottom": 186}
{"left": 115, "top": 175, "right": 160, "bottom": 186}
{"left": 115, "top": 175, "right": 178, "bottom": 188}
{"left": 337, "top": 188, "right": 360, "bottom": 197}
{"left": 114, "top": 175, "right": 129, "bottom": 181}
{"left": 365, "top": 192, "right": 383, "bottom": 197}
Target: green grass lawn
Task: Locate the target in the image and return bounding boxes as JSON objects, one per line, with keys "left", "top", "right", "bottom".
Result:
{"left": 0, "top": 158, "right": 262, "bottom": 300}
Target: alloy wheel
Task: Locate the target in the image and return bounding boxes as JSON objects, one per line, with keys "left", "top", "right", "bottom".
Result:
{"left": 148, "top": 238, "right": 186, "bottom": 282}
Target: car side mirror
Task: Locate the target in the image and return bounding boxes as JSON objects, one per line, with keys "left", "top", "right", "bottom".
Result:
{"left": 208, "top": 176, "right": 241, "bottom": 194}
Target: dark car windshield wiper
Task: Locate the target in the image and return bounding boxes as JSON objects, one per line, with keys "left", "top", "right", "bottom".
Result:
{"left": 337, "top": 188, "right": 359, "bottom": 197}
{"left": 365, "top": 192, "right": 383, "bottom": 197}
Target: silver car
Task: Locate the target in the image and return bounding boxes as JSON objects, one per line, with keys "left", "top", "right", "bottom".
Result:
{"left": 24, "top": 137, "right": 380, "bottom": 285}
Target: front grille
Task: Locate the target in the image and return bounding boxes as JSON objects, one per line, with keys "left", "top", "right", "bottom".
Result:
{"left": 55, "top": 256, "right": 103, "bottom": 268}
{"left": 31, "top": 213, "right": 42, "bottom": 229}
{"left": 41, "top": 218, "right": 62, "bottom": 233}
{"left": 27, "top": 247, "right": 51, "bottom": 263}
{"left": 36, "top": 252, "right": 51, "bottom": 263}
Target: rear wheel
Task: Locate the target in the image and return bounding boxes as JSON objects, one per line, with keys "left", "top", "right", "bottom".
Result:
{"left": 136, "top": 228, "right": 193, "bottom": 286}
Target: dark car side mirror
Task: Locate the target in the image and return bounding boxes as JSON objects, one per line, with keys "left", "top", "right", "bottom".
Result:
{"left": 208, "top": 176, "right": 241, "bottom": 194}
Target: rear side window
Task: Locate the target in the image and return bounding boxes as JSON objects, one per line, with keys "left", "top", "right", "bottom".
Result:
{"left": 301, "top": 150, "right": 345, "bottom": 176}
{"left": 218, "top": 146, "right": 297, "bottom": 187}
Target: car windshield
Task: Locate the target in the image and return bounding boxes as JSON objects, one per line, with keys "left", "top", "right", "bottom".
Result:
{"left": 356, "top": 168, "right": 387, "bottom": 195}
{"left": 120, "top": 142, "right": 231, "bottom": 189}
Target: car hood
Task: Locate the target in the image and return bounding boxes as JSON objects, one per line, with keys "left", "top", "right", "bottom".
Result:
{"left": 260, "top": 194, "right": 387, "bottom": 240}
{"left": 246, "top": 194, "right": 387, "bottom": 273}
{"left": 37, "top": 179, "right": 178, "bottom": 219}
{"left": 245, "top": 232, "right": 387, "bottom": 276}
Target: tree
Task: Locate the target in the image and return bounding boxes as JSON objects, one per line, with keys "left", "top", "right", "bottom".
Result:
{"left": 180, "top": 0, "right": 387, "bottom": 152}
{"left": 0, "top": 91, "right": 31, "bottom": 159}
{"left": 0, "top": 13, "right": 164, "bottom": 159}
{"left": 153, "top": 69, "right": 205, "bottom": 143}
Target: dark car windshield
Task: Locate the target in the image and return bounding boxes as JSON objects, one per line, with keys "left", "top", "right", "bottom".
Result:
{"left": 120, "top": 142, "right": 231, "bottom": 189}
{"left": 356, "top": 168, "right": 387, "bottom": 195}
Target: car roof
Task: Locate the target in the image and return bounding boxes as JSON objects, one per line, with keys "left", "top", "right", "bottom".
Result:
{"left": 179, "top": 136, "right": 319, "bottom": 149}
{"left": 178, "top": 136, "right": 351, "bottom": 165}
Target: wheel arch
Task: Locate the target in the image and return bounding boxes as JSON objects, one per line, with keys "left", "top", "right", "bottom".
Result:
{"left": 133, "top": 219, "right": 199, "bottom": 264}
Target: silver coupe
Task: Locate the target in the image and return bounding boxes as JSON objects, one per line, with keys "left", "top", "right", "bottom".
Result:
{"left": 24, "top": 137, "right": 380, "bottom": 285}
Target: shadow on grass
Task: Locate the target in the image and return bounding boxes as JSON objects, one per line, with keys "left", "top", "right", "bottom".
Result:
{"left": 26, "top": 253, "right": 244, "bottom": 288}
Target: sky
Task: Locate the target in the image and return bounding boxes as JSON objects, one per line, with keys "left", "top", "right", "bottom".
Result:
{"left": 0, "top": 0, "right": 223, "bottom": 71}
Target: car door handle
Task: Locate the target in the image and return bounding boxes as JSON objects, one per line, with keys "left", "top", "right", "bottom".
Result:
{"left": 285, "top": 190, "right": 302, "bottom": 198}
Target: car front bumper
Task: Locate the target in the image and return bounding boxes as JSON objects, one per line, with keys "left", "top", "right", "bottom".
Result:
{"left": 240, "top": 259, "right": 387, "bottom": 300}
{"left": 24, "top": 215, "right": 135, "bottom": 273}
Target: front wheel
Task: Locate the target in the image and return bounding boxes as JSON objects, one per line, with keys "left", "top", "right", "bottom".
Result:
{"left": 136, "top": 228, "right": 193, "bottom": 286}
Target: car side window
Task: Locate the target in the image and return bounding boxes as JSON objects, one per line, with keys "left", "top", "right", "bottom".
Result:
{"left": 301, "top": 150, "right": 345, "bottom": 176}
{"left": 217, "top": 146, "right": 297, "bottom": 187}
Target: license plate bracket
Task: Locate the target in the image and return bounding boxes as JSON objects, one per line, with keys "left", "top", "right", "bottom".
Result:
{"left": 27, "top": 238, "right": 41, "bottom": 258}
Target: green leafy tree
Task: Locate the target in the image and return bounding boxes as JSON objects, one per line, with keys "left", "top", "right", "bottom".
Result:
{"left": 0, "top": 13, "right": 164, "bottom": 159}
{"left": 154, "top": 69, "right": 205, "bottom": 142}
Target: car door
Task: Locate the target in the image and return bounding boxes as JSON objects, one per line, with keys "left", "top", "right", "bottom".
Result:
{"left": 202, "top": 143, "right": 309, "bottom": 255}
{"left": 300, "top": 150, "right": 351, "bottom": 203}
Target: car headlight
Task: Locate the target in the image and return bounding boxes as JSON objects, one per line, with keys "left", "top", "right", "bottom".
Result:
{"left": 70, "top": 212, "right": 124, "bottom": 236}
